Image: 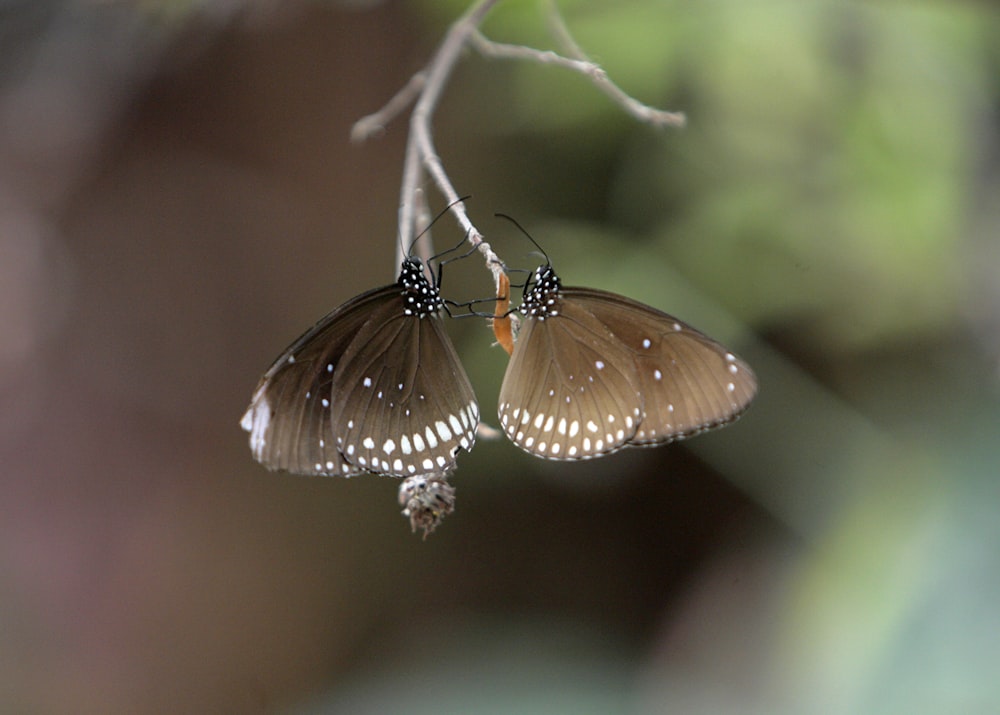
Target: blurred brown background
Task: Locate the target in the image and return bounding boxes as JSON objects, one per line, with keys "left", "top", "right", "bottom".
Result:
{"left": 2, "top": 1, "right": 999, "bottom": 713}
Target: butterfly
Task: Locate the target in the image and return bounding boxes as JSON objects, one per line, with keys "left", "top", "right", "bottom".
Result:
{"left": 242, "top": 255, "right": 480, "bottom": 478}
{"left": 497, "top": 260, "right": 757, "bottom": 460}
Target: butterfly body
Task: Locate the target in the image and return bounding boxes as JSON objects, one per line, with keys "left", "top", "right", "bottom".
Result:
{"left": 498, "top": 265, "right": 756, "bottom": 460}
{"left": 242, "top": 257, "right": 479, "bottom": 477}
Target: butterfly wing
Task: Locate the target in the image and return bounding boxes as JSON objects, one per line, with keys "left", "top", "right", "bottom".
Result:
{"left": 330, "top": 311, "right": 479, "bottom": 476}
{"left": 498, "top": 302, "right": 643, "bottom": 459}
{"left": 564, "top": 288, "right": 757, "bottom": 446}
{"left": 241, "top": 285, "right": 399, "bottom": 476}
{"left": 498, "top": 283, "right": 757, "bottom": 461}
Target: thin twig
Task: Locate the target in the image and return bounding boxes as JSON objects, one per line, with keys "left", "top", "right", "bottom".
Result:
{"left": 544, "top": 2, "right": 684, "bottom": 127}
{"left": 470, "top": 30, "right": 597, "bottom": 74}
{"left": 465, "top": 3, "right": 686, "bottom": 128}
{"left": 350, "top": 70, "right": 427, "bottom": 143}
{"left": 545, "top": 0, "right": 594, "bottom": 63}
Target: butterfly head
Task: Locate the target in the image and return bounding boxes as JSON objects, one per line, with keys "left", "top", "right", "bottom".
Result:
{"left": 398, "top": 257, "right": 444, "bottom": 318}
{"left": 521, "top": 264, "right": 562, "bottom": 320}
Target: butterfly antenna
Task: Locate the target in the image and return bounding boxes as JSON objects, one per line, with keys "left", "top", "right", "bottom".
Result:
{"left": 406, "top": 194, "right": 473, "bottom": 260}
{"left": 494, "top": 213, "right": 551, "bottom": 267}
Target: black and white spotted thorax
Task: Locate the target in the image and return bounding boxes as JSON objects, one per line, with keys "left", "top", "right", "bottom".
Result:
{"left": 521, "top": 265, "right": 562, "bottom": 320}
{"left": 399, "top": 257, "right": 444, "bottom": 318}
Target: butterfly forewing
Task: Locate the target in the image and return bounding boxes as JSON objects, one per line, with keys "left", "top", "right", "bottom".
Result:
{"left": 567, "top": 289, "right": 757, "bottom": 445}
{"left": 241, "top": 286, "right": 398, "bottom": 476}
{"left": 330, "top": 309, "right": 479, "bottom": 476}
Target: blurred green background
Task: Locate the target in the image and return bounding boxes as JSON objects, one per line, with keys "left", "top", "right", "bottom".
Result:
{"left": 2, "top": 0, "right": 999, "bottom": 712}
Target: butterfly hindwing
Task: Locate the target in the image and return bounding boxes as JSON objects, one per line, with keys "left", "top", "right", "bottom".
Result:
{"left": 330, "top": 310, "right": 479, "bottom": 476}
{"left": 498, "top": 292, "right": 642, "bottom": 459}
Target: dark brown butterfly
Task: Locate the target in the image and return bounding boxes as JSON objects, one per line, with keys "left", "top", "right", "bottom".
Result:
{"left": 497, "top": 262, "right": 756, "bottom": 460}
{"left": 242, "top": 256, "right": 479, "bottom": 477}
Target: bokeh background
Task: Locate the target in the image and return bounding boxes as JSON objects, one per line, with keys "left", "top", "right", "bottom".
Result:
{"left": 2, "top": 0, "right": 999, "bottom": 712}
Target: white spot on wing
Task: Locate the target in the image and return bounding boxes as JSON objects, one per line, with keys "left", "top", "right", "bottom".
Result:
{"left": 241, "top": 397, "right": 271, "bottom": 458}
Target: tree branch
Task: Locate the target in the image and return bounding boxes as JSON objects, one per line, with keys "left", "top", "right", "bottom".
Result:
{"left": 350, "top": 0, "right": 684, "bottom": 292}
{"left": 471, "top": 30, "right": 685, "bottom": 128}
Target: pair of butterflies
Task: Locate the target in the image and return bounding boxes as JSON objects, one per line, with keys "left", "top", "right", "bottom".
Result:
{"left": 241, "top": 245, "right": 757, "bottom": 479}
